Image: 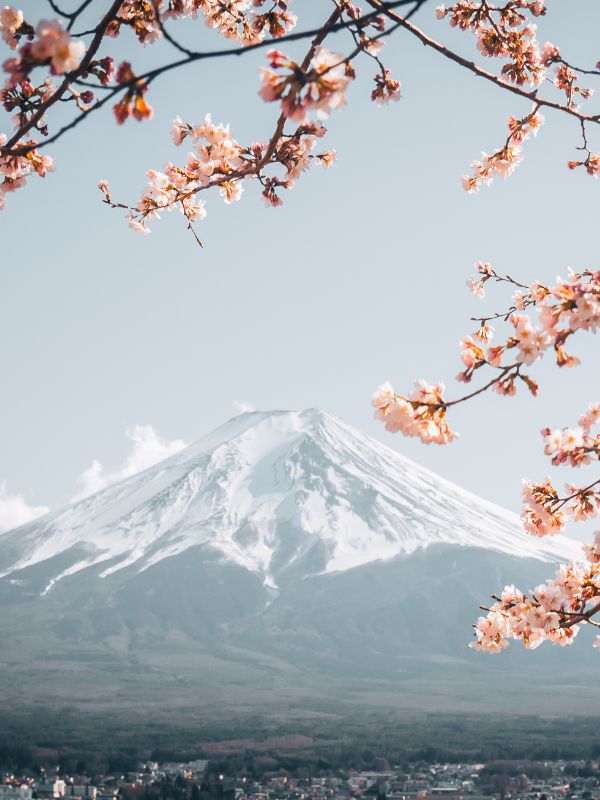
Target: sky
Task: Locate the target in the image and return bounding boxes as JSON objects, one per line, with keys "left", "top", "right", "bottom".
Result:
{"left": 0, "top": 0, "right": 598, "bottom": 528}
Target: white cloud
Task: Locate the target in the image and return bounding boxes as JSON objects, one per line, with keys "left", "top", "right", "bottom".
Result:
{"left": 233, "top": 400, "right": 255, "bottom": 413}
{"left": 74, "top": 424, "right": 187, "bottom": 501}
{"left": 0, "top": 483, "right": 49, "bottom": 534}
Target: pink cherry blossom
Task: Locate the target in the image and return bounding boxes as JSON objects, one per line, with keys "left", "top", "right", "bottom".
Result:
{"left": 372, "top": 380, "right": 458, "bottom": 445}
{"left": 31, "top": 19, "right": 85, "bottom": 74}
{"left": 259, "top": 47, "right": 352, "bottom": 121}
{"left": 0, "top": 5, "right": 23, "bottom": 49}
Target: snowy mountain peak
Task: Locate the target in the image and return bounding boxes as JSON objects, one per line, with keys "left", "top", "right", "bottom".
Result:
{"left": 0, "top": 409, "right": 581, "bottom": 594}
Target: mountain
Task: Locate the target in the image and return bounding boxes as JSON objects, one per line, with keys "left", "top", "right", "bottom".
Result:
{"left": 0, "top": 408, "right": 580, "bottom": 587}
{"left": 0, "top": 409, "right": 592, "bottom": 718}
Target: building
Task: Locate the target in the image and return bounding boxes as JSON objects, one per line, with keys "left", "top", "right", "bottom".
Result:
{"left": 0, "top": 786, "right": 33, "bottom": 800}
{"left": 36, "top": 781, "right": 66, "bottom": 799}
{"left": 63, "top": 787, "right": 97, "bottom": 800}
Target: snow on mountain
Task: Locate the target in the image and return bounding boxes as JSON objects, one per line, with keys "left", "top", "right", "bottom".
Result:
{"left": 0, "top": 409, "right": 581, "bottom": 597}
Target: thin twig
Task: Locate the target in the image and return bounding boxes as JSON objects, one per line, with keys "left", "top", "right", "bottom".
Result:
{"left": 444, "top": 364, "right": 520, "bottom": 408}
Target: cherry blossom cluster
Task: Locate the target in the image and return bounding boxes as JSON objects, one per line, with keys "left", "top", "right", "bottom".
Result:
{"left": 539, "top": 42, "right": 594, "bottom": 111}
{"left": 371, "top": 380, "right": 458, "bottom": 445}
{"left": 107, "top": 0, "right": 162, "bottom": 45}
{"left": 112, "top": 61, "right": 152, "bottom": 124}
{"left": 0, "top": 9, "right": 100, "bottom": 142}
{"left": 461, "top": 105, "right": 544, "bottom": 193}
{"left": 371, "top": 68, "right": 401, "bottom": 106}
{"left": 542, "top": 404, "right": 600, "bottom": 467}
{"left": 0, "top": 6, "right": 29, "bottom": 50}
{"left": 259, "top": 46, "right": 353, "bottom": 121}
{"left": 3, "top": 17, "right": 84, "bottom": 85}
{"left": 521, "top": 476, "right": 599, "bottom": 536}
{"left": 2, "top": 75, "right": 55, "bottom": 136}
{"left": 435, "top": 1, "right": 547, "bottom": 87}
{"left": 467, "top": 263, "right": 599, "bottom": 369}
{"left": 197, "top": 0, "right": 297, "bottom": 44}
{"left": 327, "top": 2, "right": 401, "bottom": 108}
{"left": 107, "top": 0, "right": 298, "bottom": 46}
{"left": 534, "top": 40, "right": 600, "bottom": 175}
{"left": 554, "top": 63, "right": 593, "bottom": 111}
{"left": 0, "top": 130, "right": 52, "bottom": 209}
{"left": 520, "top": 403, "right": 599, "bottom": 538}
{"left": 569, "top": 152, "right": 600, "bottom": 178}
{"left": 257, "top": 23, "right": 399, "bottom": 124}
{"left": 101, "top": 112, "right": 335, "bottom": 234}
{"left": 257, "top": 19, "right": 402, "bottom": 121}
{"left": 471, "top": 561, "right": 600, "bottom": 653}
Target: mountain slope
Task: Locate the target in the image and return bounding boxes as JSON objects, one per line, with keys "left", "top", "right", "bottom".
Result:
{"left": 0, "top": 409, "right": 590, "bottom": 715}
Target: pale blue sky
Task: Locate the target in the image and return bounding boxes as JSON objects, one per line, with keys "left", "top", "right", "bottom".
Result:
{"left": 0, "top": 0, "right": 598, "bottom": 517}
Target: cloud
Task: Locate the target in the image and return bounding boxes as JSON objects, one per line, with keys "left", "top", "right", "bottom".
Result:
{"left": 0, "top": 483, "right": 49, "bottom": 534}
{"left": 74, "top": 424, "right": 187, "bottom": 501}
{"left": 233, "top": 400, "right": 255, "bottom": 413}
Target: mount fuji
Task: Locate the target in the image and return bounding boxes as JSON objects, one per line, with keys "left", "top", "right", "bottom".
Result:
{"left": 0, "top": 409, "right": 593, "bottom": 716}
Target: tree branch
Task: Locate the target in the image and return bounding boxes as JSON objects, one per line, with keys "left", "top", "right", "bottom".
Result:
{"left": 555, "top": 478, "right": 600, "bottom": 511}
{"left": 3, "top": 0, "right": 123, "bottom": 150}
{"left": 443, "top": 364, "right": 520, "bottom": 409}
{"left": 150, "top": 0, "right": 196, "bottom": 57}
{"left": 561, "top": 599, "right": 600, "bottom": 630}
{"left": 365, "top": 0, "right": 600, "bottom": 125}
{"left": 6, "top": 0, "right": 421, "bottom": 155}
{"left": 47, "top": 0, "right": 97, "bottom": 29}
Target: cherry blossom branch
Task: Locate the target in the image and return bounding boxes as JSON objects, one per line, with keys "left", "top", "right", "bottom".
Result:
{"left": 3, "top": 0, "right": 600, "bottom": 223}
{"left": 561, "top": 60, "right": 600, "bottom": 78}
{"left": 469, "top": 271, "right": 536, "bottom": 321}
{"left": 562, "top": 600, "right": 600, "bottom": 630}
{"left": 443, "top": 364, "right": 521, "bottom": 408}
{"left": 482, "top": 595, "right": 600, "bottom": 631}
{"left": 3, "top": 0, "right": 123, "bottom": 150}
{"left": 7, "top": 0, "right": 599, "bottom": 167}
{"left": 3, "top": 0, "right": 417, "bottom": 157}
{"left": 2, "top": 0, "right": 600, "bottom": 233}
{"left": 99, "top": 4, "right": 364, "bottom": 239}
{"left": 472, "top": 554, "right": 600, "bottom": 652}
{"left": 557, "top": 479, "right": 600, "bottom": 508}
{"left": 373, "top": 266, "right": 597, "bottom": 447}
{"left": 365, "top": 0, "right": 600, "bottom": 125}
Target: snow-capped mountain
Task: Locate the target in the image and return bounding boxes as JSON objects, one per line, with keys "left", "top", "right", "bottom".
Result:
{"left": 0, "top": 408, "right": 580, "bottom": 594}
{"left": 0, "top": 409, "right": 590, "bottom": 715}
